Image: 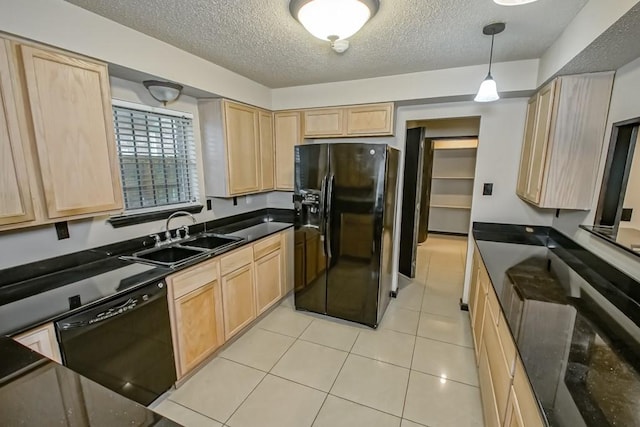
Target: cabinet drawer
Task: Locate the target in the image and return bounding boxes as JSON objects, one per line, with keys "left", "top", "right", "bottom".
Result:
{"left": 221, "top": 245, "right": 253, "bottom": 276}
{"left": 14, "top": 322, "right": 61, "bottom": 363}
{"left": 253, "top": 234, "right": 281, "bottom": 260}
{"left": 483, "top": 311, "right": 512, "bottom": 423}
{"left": 513, "top": 358, "right": 545, "bottom": 427}
{"left": 170, "top": 259, "right": 219, "bottom": 299}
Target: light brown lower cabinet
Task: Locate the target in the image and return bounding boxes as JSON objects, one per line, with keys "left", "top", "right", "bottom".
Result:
{"left": 221, "top": 246, "right": 256, "bottom": 341}
{"left": 13, "top": 322, "right": 61, "bottom": 363}
{"left": 472, "top": 244, "right": 545, "bottom": 427}
{"left": 253, "top": 235, "right": 283, "bottom": 315}
{"left": 167, "top": 259, "right": 224, "bottom": 379}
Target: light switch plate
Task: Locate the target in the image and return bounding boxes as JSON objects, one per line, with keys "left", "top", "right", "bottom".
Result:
{"left": 483, "top": 183, "right": 493, "bottom": 196}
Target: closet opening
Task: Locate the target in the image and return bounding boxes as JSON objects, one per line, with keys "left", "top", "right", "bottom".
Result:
{"left": 398, "top": 117, "right": 480, "bottom": 279}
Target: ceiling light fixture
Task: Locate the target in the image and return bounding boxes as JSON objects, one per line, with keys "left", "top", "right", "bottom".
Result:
{"left": 143, "top": 80, "right": 183, "bottom": 105}
{"left": 474, "top": 22, "right": 505, "bottom": 103}
{"left": 289, "top": 0, "right": 379, "bottom": 53}
{"left": 493, "top": 0, "right": 539, "bottom": 5}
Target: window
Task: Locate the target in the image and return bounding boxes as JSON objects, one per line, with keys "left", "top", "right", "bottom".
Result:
{"left": 112, "top": 101, "right": 199, "bottom": 211}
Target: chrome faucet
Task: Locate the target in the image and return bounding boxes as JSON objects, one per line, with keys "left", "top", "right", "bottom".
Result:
{"left": 164, "top": 211, "right": 197, "bottom": 242}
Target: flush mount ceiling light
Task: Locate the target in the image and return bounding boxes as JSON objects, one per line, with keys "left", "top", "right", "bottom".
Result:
{"left": 474, "top": 22, "right": 505, "bottom": 103}
{"left": 493, "top": 0, "right": 539, "bottom": 5}
{"left": 143, "top": 80, "right": 183, "bottom": 105}
{"left": 289, "top": 0, "right": 380, "bottom": 53}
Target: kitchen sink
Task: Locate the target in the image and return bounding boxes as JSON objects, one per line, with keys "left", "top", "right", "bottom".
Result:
{"left": 125, "top": 246, "right": 209, "bottom": 268}
{"left": 122, "top": 233, "right": 245, "bottom": 268}
{"left": 179, "top": 233, "right": 244, "bottom": 251}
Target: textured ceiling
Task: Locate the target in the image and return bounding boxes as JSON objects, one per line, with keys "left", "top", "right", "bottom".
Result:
{"left": 65, "top": 0, "right": 588, "bottom": 88}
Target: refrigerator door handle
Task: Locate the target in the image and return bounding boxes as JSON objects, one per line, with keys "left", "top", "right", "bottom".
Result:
{"left": 320, "top": 174, "right": 328, "bottom": 234}
{"left": 325, "top": 174, "right": 335, "bottom": 259}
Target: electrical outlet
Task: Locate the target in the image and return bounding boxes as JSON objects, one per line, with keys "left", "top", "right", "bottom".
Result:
{"left": 622, "top": 208, "right": 633, "bottom": 221}
{"left": 55, "top": 221, "right": 70, "bottom": 240}
{"left": 483, "top": 183, "right": 493, "bottom": 196}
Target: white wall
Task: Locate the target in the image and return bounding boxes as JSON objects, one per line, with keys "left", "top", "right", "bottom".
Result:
{"left": 393, "top": 100, "right": 554, "bottom": 299}
{"left": 272, "top": 60, "right": 539, "bottom": 110}
{"left": 0, "top": 77, "right": 269, "bottom": 269}
{"left": 537, "top": 0, "right": 639, "bottom": 84}
{"left": 0, "top": 0, "right": 271, "bottom": 108}
{"left": 552, "top": 56, "right": 640, "bottom": 281}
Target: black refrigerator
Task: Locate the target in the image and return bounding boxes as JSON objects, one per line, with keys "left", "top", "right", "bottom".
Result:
{"left": 293, "top": 143, "right": 399, "bottom": 328}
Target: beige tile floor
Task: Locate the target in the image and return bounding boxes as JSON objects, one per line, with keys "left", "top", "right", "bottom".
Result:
{"left": 152, "top": 235, "right": 484, "bottom": 427}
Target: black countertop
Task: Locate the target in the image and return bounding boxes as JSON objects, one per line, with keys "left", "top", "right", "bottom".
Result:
{"left": 473, "top": 223, "right": 640, "bottom": 427}
{"left": 0, "top": 208, "right": 293, "bottom": 336}
{"left": 0, "top": 338, "right": 180, "bottom": 427}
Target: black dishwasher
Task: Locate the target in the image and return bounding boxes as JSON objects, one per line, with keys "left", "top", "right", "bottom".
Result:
{"left": 56, "top": 280, "right": 176, "bottom": 406}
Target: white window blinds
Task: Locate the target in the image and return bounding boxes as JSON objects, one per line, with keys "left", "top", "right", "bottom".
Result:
{"left": 112, "top": 103, "right": 199, "bottom": 211}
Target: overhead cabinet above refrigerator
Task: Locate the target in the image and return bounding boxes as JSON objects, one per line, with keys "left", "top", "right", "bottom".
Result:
{"left": 293, "top": 143, "right": 399, "bottom": 328}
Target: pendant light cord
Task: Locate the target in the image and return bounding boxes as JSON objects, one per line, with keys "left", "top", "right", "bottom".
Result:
{"left": 488, "top": 33, "right": 495, "bottom": 76}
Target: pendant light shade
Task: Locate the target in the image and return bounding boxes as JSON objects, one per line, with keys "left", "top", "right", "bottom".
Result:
{"left": 290, "top": 0, "right": 379, "bottom": 52}
{"left": 474, "top": 75, "right": 499, "bottom": 102}
{"left": 493, "top": 0, "right": 539, "bottom": 5}
{"left": 475, "top": 23, "right": 505, "bottom": 103}
{"left": 143, "top": 80, "right": 183, "bottom": 105}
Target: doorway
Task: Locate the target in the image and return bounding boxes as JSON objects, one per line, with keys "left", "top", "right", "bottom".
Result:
{"left": 398, "top": 117, "right": 480, "bottom": 279}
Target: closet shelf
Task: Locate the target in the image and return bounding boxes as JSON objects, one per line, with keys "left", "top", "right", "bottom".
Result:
{"left": 432, "top": 176, "right": 475, "bottom": 180}
{"left": 430, "top": 204, "right": 472, "bottom": 210}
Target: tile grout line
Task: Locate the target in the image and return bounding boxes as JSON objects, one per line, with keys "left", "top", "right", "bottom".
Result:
{"left": 221, "top": 320, "right": 303, "bottom": 425}
{"left": 401, "top": 323, "right": 419, "bottom": 420}
{"left": 161, "top": 398, "right": 228, "bottom": 425}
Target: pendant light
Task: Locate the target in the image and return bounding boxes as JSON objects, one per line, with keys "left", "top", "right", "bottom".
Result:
{"left": 289, "top": 0, "right": 380, "bottom": 53}
{"left": 474, "top": 23, "right": 505, "bottom": 103}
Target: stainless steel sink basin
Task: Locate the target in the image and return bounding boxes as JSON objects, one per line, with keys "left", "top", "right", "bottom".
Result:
{"left": 179, "top": 233, "right": 244, "bottom": 252}
{"left": 122, "top": 233, "right": 244, "bottom": 268}
{"left": 125, "top": 246, "right": 208, "bottom": 268}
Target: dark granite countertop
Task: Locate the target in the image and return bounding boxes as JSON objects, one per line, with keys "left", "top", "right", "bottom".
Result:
{"left": 473, "top": 223, "right": 640, "bottom": 427}
{"left": 0, "top": 208, "right": 293, "bottom": 336}
{"left": 0, "top": 338, "right": 180, "bottom": 426}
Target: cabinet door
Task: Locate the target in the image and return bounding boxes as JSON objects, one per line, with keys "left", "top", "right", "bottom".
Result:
{"left": 14, "top": 323, "right": 61, "bottom": 363}
{"left": 525, "top": 81, "right": 556, "bottom": 203}
{"left": 346, "top": 103, "right": 393, "bottom": 136}
{"left": 479, "top": 346, "right": 501, "bottom": 427}
{"left": 174, "top": 281, "right": 224, "bottom": 378}
{"left": 274, "top": 111, "right": 302, "bottom": 190}
{"left": 0, "top": 40, "right": 34, "bottom": 226}
{"left": 20, "top": 45, "right": 123, "bottom": 218}
{"left": 472, "top": 267, "right": 487, "bottom": 356}
{"left": 259, "top": 110, "right": 275, "bottom": 191}
{"left": 303, "top": 108, "right": 344, "bottom": 137}
{"left": 221, "top": 264, "right": 256, "bottom": 340}
{"left": 504, "top": 387, "right": 525, "bottom": 427}
{"left": 516, "top": 96, "right": 538, "bottom": 199}
{"left": 254, "top": 250, "right": 283, "bottom": 315}
{"left": 224, "top": 101, "right": 260, "bottom": 194}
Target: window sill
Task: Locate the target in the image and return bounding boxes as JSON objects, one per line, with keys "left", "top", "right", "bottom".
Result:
{"left": 108, "top": 205, "right": 204, "bottom": 228}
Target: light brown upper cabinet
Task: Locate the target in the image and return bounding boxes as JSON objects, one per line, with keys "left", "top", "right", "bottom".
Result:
{"left": 259, "top": 110, "right": 275, "bottom": 191}
{"left": 0, "top": 39, "right": 34, "bottom": 226}
{"left": 302, "top": 102, "right": 394, "bottom": 138}
{"left": 199, "top": 99, "right": 265, "bottom": 197}
{"left": 0, "top": 36, "right": 123, "bottom": 232}
{"left": 304, "top": 108, "right": 344, "bottom": 137}
{"left": 274, "top": 111, "right": 303, "bottom": 190}
{"left": 345, "top": 103, "right": 394, "bottom": 135}
{"left": 20, "top": 44, "right": 123, "bottom": 218}
{"left": 516, "top": 72, "right": 614, "bottom": 209}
